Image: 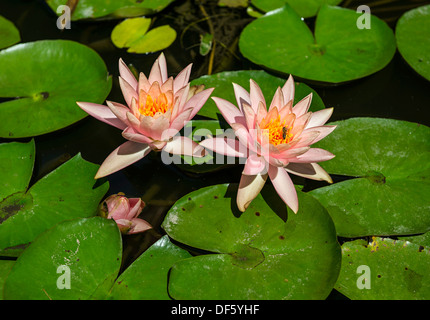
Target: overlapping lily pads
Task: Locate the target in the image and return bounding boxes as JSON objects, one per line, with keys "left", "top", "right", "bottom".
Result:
{"left": 111, "top": 17, "right": 176, "bottom": 54}
{"left": 0, "top": 140, "right": 109, "bottom": 256}
{"left": 46, "top": 0, "right": 174, "bottom": 20}
{"left": 2, "top": 221, "right": 191, "bottom": 300}
{"left": 335, "top": 237, "right": 430, "bottom": 299}
{"left": 0, "top": 15, "right": 20, "bottom": 49}
{"left": 162, "top": 183, "right": 341, "bottom": 299}
{"left": 396, "top": 4, "right": 430, "bottom": 81}
{"left": 0, "top": 40, "right": 112, "bottom": 138}
{"left": 192, "top": 70, "right": 325, "bottom": 120}
{"left": 239, "top": 5, "right": 396, "bottom": 83}
{"left": 310, "top": 118, "right": 430, "bottom": 237}
{"left": 251, "top": 0, "right": 343, "bottom": 18}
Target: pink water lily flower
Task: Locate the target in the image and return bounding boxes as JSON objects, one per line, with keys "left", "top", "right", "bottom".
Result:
{"left": 200, "top": 76, "right": 336, "bottom": 213}
{"left": 77, "top": 53, "right": 214, "bottom": 178}
{"left": 100, "top": 193, "right": 152, "bottom": 235}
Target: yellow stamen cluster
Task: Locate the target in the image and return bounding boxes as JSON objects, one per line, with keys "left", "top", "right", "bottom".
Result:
{"left": 139, "top": 94, "right": 170, "bottom": 117}
{"left": 261, "top": 115, "right": 293, "bottom": 146}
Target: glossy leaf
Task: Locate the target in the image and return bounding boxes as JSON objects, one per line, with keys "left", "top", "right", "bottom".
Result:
{"left": 192, "top": 70, "right": 325, "bottom": 120}
{"left": 396, "top": 4, "right": 430, "bottom": 81}
{"left": 239, "top": 5, "right": 396, "bottom": 83}
{"left": 0, "top": 15, "right": 20, "bottom": 49}
{"left": 0, "top": 260, "right": 14, "bottom": 300}
{"left": 310, "top": 118, "right": 430, "bottom": 237}
{"left": 0, "top": 40, "right": 112, "bottom": 138}
{"left": 126, "top": 25, "right": 177, "bottom": 54}
{"left": 162, "top": 183, "right": 341, "bottom": 299}
{"left": 335, "top": 237, "right": 430, "bottom": 299}
{"left": 3, "top": 217, "right": 122, "bottom": 300}
{"left": 0, "top": 145, "right": 109, "bottom": 255}
{"left": 46, "top": 0, "right": 174, "bottom": 20}
{"left": 251, "top": 0, "right": 343, "bottom": 18}
{"left": 111, "top": 17, "right": 151, "bottom": 48}
{"left": 108, "top": 235, "right": 192, "bottom": 300}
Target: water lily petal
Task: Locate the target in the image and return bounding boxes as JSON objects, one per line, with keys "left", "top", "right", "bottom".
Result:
{"left": 249, "top": 79, "right": 266, "bottom": 113}
{"left": 95, "top": 141, "right": 152, "bottom": 178}
{"left": 233, "top": 82, "right": 251, "bottom": 113}
{"left": 292, "top": 93, "right": 312, "bottom": 118}
{"left": 269, "top": 87, "right": 285, "bottom": 112}
{"left": 302, "top": 125, "right": 337, "bottom": 145}
{"left": 200, "top": 137, "right": 248, "bottom": 158}
{"left": 129, "top": 218, "right": 152, "bottom": 234}
{"left": 243, "top": 154, "right": 268, "bottom": 175}
{"left": 127, "top": 198, "right": 144, "bottom": 220}
{"left": 212, "top": 97, "right": 246, "bottom": 127}
{"left": 291, "top": 148, "right": 335, "bottom": 163}
{"left": 119, "top": 58, "right": 138, "bottom": 91}
{"left": 242, "top": 102, "right": 256, "bottom": 131}
{"left": 168, "top": 107, "right": 193, "bottom": 136}
{"left": 119, "top": 76, "right": 139, "bottom": 107}
{"left": 306, "top": 107, "right": 334, "bottom": 128}
{"left": 285, "top": 162, "right": 333, "bottom": 183}
{"left": 106, "top": 100, "right": 130, "bottom": 126}
{"left": 122, "top": 127, "right": 153, "bottom": 144}
{"left": 148, "top": 52, "right": 168, "bottom": 84}
{"left": 268, "top": 165, "right": 298, "bottom": 213}
{"left": 163, "top": 136, "right": 206, "bottom": 157}
{"left": 237, "top": 172, "right": 268, "bottom": 212}
{"left": 174, "top": 63, "right": 192, "bottom": 93}
{"left": 183, "top": 87, "right": 215, "bottom": 120}
{"left": 76, "top": 102, "right": 127, "bottom": 130}
{"left": 281, "top": 74, "right": 295, "bottom": 104}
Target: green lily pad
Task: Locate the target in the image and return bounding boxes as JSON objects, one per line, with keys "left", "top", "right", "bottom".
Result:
{"left": 193, "top": 70, "right": 325, "bottom": 120}
{"left": 239, "top": 5, "right": 396, "bottom": 84}
{"left": 0, "top": 260, "right": 14, "bottom": 300}
{"left": 0, "top": 140, "right": 109, "bottom": 255}
{"left": 396, "top": 5, "right": 430, "bottom": 81}
{"left": 3, "top": 217, "right": 122, "bottom": 300}
{"left": 251, "top": 0, "right": 343, "bottom": 18}
{"left": 111, "top": 17, "right": 176, "bottom": 54}
{"left": 0, "top": 40, "right": 112, "bottom": 138}
{"left": 309, "top": 118, "right": 430, "bottom": 237}
{"left": 46, "top": 0, "right": 174, "bottom": 20}
{"left": 0, "top": 15, "right": 20, "bottom": 49}
{"left": 108, "top": 235, "right": 192, "bottom": 300}
{"left": 399, "top": 232, "right": 430, "bottom": 248}
{"left": 162, "top": 183, "right": 341, "bottom": 299}
{"left": 335, "top": 237, "right": 430, "bottom": 299}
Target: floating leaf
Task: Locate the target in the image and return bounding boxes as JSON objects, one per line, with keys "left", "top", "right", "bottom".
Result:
{"left": 199, "top": 33, "right": 213, "bottom": 56}
{"left": 192, "top": 70, "right": 325, "bottom": 120}
{"left": 46, "top": 0, "right": 175, "bottom": 20}
{"left": 310, "top": 118, "right": 430, "bottom": 237}
{"left": 126, "top": 25, "right": 177, "bottom": 54}
{"left": 335, "top": 237, "right": 430, "bottom": 299}
{"left": 0, "top": 40, "right": 112, "bottom": 138}
{"left": 108, "top": 236, "right": 192, "bottom": 300}
{"left": 162, "top": 183, "right": 341, "bottom": 299}
{"left": 111, "top": 17, "right": 152, "bottom": 48}
{"left": 396, "top": 4, "right": 430, "bottom": 81}
{"left": 0, "top": 15, "right": 20, "bottom": 49}
{"left": 0, "top": 260, "right": 14, "bottom": 300}
{"left": 3, "top": 217, "right": 122, "bottom": 300}
{"left": 0, "top": 140, "right": 109, "bottom": 255}
{"left": 251, "top": 0, "right": 342, "bottom": 18}
{"left": 239, "top": 5, "right": 396, "bottom": 84}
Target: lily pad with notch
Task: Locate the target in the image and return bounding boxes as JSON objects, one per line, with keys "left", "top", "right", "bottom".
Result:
{"left": 0, "top": 140, "right": 109, "bottom": 256}
{"left": 310, "top": 117, "right": 430, "bottom": 237}
{"left": 239, "top": 5, "right": 396, "bottom": 84}
{"left": 251, "top": 0, "right": 343, "bottom": 18}
{"left": 162, "top": 183, "right": 341, "bottom": 299}
{"left": 0, "top": 15, "right": 20, "bottom": 49}
{"left": 0, "top": 40, "right": 112, "bottom": 138}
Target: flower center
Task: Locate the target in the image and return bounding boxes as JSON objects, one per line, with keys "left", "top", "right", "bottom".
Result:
{"left": 139, "top": 93, "right": 171, "bottom": 117}
{"left": 261, "top": 115, "right": 293, "bottom": 146}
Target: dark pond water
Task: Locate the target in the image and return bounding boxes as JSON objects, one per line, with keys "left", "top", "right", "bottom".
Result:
{"left": 1, "top": 0, "right": 430, "bottom": 268}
